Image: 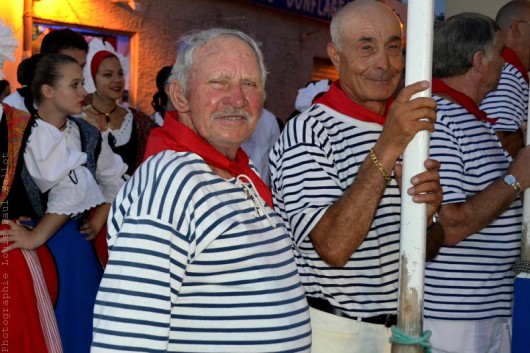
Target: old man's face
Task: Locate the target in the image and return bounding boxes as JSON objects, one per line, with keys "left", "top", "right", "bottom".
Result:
{"left": 329, "top": 3, "right": 404, "bottom": 113}
{"left": 174, "top": 35, "right": 265, "bottom": 158}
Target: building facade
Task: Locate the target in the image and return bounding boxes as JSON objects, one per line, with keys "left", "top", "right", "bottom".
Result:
{"left": 1, "top": 0, "right": 408, "bottom": 120}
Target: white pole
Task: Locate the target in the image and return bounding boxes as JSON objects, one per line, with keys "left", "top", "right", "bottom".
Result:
{"left": 392, "top": 0, "right": 434, "bottom": 352}
{"left": 522, "top": 94, "right": 530, "bottom": 262}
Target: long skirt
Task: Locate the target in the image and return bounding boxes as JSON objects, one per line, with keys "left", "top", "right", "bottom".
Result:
{"left": 46, "top": 220, "right": 103, "bottom": 353}
{"left": 0, "top": 223, "right": 62, "bottom": 353}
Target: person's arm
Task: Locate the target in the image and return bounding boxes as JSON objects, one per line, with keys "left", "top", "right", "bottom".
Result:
{"left": 496, "top": 129, "right": 524, "bottom": 158}
{"left": 79, "top": 203, "right": 111, "bottom": 240}
{"left": 1, "top": 213, "right": 70, "bottom": 252}
{"left": 309, "top": 81, "right": 438, "bottom": 266}
{"left": 426, "top": 221, "right": 444, "bottom": 261}
{"left": 440, "top": 145, "right": 530, "bottom": 246}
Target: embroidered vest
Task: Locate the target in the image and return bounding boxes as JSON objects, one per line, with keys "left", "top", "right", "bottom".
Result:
{"left": 0, "top": 105, "right": 33, "bottom": 219}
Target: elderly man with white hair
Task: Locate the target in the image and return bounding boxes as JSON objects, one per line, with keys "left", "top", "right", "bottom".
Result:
{"left": 91, "top": 28, "right": 311, "bottom": 353}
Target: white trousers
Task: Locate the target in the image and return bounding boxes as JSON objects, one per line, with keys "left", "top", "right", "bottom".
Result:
{"left": 309, "top": 307, "right": 392, "bottom": 353}
{"left": 424, "top": 317, "right": 511, "bottom": 353}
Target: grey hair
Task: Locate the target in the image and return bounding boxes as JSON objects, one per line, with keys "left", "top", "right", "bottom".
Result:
{"left": 496, "top": 0, "right": 530, "bottom": 30}
{"left": 433, "top": 12, "right": 500, "bottom": 78}
{"left": 330, "top": 0, "right": 392, "bottom": 52}
{"left": 169, "top": 28, "right": 267, "bottom": 97}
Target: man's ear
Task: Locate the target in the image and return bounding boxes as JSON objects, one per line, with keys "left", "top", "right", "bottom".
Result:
{"left": 41, "top": 84, "right": 54, "bottom": 99}
{"left": 327, "top": 42, "right": 341, "bottom": 71}
{"left": 471, "top": 50, "right": 486, "bottom": 73}
{"left": 169, "top": 81, "right": 190, "bottom": 113}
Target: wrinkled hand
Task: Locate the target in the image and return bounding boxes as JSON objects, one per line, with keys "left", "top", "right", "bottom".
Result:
{"left": 379, "top": 81, "right": 437, "bottom": 155}
{"left": 0, "top": 219, "right": 43, "bottom": 252}
{"left": 406, "top": 158, "right": 442, "bottom": 222}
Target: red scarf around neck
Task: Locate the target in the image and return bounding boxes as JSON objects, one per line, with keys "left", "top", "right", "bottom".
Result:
{"left": 144, "top": 110, "right": 273, "bottom": 207}
{"left": 431, "top": 78, "right": 497, "bottom": 124}
{"left": 503, "top": 47, "right": 529, "bottom": 83}
{"left": 313, "top": 80, "right": 393, "bottom": 126}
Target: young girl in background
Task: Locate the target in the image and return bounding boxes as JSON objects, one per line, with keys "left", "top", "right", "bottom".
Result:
{"left": 3, "top": 53, "right": 126, "bottom": 353}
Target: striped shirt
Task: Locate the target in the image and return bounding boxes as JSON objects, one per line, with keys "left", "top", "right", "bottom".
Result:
{"left": 269, "top": 104, "right": 401, "bottom": 318}
{"left": 426, "top": 96, "right": 522, "bottom": 320}
{"left": 91, "top": 151, "right": 311, "bottom": 353}
{"left": 480, "top": 62, "right": 529, "bottom": 132}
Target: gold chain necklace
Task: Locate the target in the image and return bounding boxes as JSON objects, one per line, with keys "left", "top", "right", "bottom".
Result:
{"left": 91, "top": 104, "right": 117, "bottom": 130}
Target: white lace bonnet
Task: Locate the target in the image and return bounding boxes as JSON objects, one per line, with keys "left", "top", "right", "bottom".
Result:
{"left": 0, "top": 19, "right": 18, "bottom": 80}
{"left": 294, "top": 79, "right": 331, "bottom": 113}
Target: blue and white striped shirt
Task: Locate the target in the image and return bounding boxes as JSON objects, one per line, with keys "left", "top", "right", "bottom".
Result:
{"left": 270, "top": 104, "right": 401, "bottom": 318}
{"left": 91, "top": 151, "right": 311, "bottom": 352}
{"left": 480, "top": 62, "right": 529, "bottom": 132}
{"left": 426, "top": 96, "right": 522, "bottom": 320}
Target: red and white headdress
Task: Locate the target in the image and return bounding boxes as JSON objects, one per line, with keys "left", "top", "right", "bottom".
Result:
{"left": 83, "top": 37, "right": 129, "bottom": 94}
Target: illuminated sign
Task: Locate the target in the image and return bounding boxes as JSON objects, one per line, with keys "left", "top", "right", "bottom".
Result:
{"left": 252, "top": 0, "right": 354, "bottom": 22}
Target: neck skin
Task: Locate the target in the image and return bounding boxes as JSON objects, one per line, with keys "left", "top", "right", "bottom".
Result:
{"left": 209, "top": 165, "right": 232, "bottom": 179}
{"left": 91, "top": 90, "right": 118, "bottom": 112}
{"left": 341, "top": 84, "right": 388, "bottom": 115}
{"left": 437, "top": 73, "right": 486, "bottom": 105}
{"left": 36, "top": 103, "right": 68, "bottom": 129}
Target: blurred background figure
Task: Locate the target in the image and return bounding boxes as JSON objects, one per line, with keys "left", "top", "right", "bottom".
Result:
{"left": 295, "top": 79, "right": 331, "bottom": 113}
{"left": 285, "top": 79, "right": 331, "bottom": 123}
{"left": 241, "top": 108, "right": 280, "bottom": 186}
{"left": 82, "top": 38, "right": 156, "bottom": 268}
{"left": 480, "top": 0, "right": 530, "bottom": 157}
{"left": 0, "top": 78, "right": 10, "bottom": 101}
{"left": 2, "top": 28, "right": 88, "bottom": 113}
{"left": 83, "top": 38, "right": 156, "bottom": 175}
{"left": 150, "top": 65, "right": 174, "bottom": 126}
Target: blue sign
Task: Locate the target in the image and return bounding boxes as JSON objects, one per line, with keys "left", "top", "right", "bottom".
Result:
{"left": 252, "top": 0, "right": 354, "bottom": 22}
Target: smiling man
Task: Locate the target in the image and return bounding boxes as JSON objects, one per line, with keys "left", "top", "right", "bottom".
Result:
{"left": 91, "top": 28, "right": 311, "bottom": 353}
{"left": 269, "top": 1, "right": 444, "bottom": 352}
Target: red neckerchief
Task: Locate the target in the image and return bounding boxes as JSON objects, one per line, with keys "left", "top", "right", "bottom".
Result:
{"left": 313, "top": 80, "right": 393, "bottom": 126}
{"left": 432, "top": 78, "right": 498, "bottom": 124}
{"left": 144, "top": 110, "right": 272, "bottom": 207}
{"left": 503, "top": 47, "right": 529, "bottom": 83}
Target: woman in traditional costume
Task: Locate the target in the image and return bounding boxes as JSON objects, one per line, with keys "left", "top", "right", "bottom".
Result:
{"left": 2, "top": 52, "right": 126, "bottom": 353}
{"left": 83, "top": 38, "right": 156, "bottom": 175}
{"left": 0, "top": 19, "right": 64, "bottom": 353}
{"left": 82, "top": 38, "right": 156, "bottom": 266}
